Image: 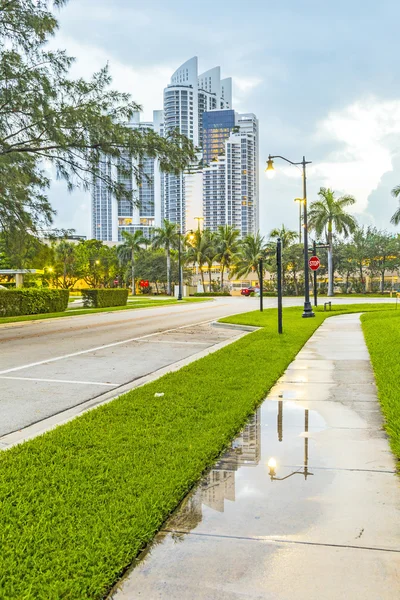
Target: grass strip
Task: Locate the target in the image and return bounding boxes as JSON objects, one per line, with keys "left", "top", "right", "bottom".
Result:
{"left": 0, "top": 297, "right": 209, "bottom": 325}
{"left": 0, "top": 303, "right": 394, "bottom": 599}
{"left": 361, "top": 310, "right": 400, "bottom": 462}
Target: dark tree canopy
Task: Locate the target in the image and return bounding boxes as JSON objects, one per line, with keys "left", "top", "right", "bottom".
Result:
{"left": 0, "top": 0, "right": 196, "bottom": 233}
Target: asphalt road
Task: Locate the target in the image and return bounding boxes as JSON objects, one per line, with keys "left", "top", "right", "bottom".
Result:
{"left": 0, "top": 296, "right": 395, "bottom": 438}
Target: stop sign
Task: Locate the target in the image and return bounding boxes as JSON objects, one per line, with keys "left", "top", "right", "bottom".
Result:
{"left": 309, "top": 256, "right": 320, "bottom": 271}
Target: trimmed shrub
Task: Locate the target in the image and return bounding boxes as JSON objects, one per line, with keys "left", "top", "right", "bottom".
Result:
{"left": 0, "top": 289, "right": 69, "bottom": 317}
{"left": 82, "top": 288, "right": 129, "bottom": 308}
{"left": 192, "top": 292, "right": 231, "bottom": 297}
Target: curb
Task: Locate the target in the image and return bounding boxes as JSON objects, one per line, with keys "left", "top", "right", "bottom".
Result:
{"left": 0, "top": 325, "right": 254, "bottom": 452}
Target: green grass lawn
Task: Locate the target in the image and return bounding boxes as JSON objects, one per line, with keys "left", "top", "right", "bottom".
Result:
{"left": 0, "top": 296, "right": 210, "bottom": 326}
{"left": 361, "top": 310, "right": 400, "bottom": 462}
{"left": 0, "top": 303, "right": 395, "bottom": 599}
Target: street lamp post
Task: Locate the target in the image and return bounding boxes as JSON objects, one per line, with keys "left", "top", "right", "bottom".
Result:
{"left": 266, "top": 155, "right": 315, "bottom": 318}
{"left": 294, "top": 198, "right": 303, "bottom": 243}
{"left": 178, "top": 229, "right": 182, "bottom": 300}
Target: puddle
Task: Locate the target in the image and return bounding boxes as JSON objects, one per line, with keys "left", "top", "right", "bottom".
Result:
{"left": 110, "top": 399, "right": 332, "bottom": 598}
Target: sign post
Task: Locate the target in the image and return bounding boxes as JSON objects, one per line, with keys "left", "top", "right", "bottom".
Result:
{"left": 308, "top": 256, "right": 320, "bottom": 271}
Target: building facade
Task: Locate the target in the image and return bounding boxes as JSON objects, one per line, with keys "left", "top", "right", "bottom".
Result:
{"left": 92, "top": 57, "right": 259, "bottom": 242}
{"left": 92, "top": 112, "right": 163, "bottom": 242}
{"left": 163, "top": 57, "right": 232, "bottom": 232}
{"left": 203, "top": 111, "right": 259, "bottom": 237}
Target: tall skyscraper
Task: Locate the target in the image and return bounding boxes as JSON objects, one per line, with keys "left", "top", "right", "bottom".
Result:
{"left": 92, "top": 111, "right": 163, "bottom": 242}
{"left": 203, "top": 111, "right": 259, "bottom": 237}
{"left": 92, "top": 57, "right": 259, "bottom": 242}
{"left": 163, "top": 57, "right": 232, "bottom": 232}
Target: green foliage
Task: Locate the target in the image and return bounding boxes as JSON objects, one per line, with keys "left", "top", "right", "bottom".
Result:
{"left": 362, "top": 310, "right": 400, "bottom": 460}
{"left": 82, "top": 288, "right": 128, "bottom": 308}
{"left": 0, "top": 304, "right": 393, "bottom": 599}
{"left": 0, "top": 1, "right": 195, "bottom": 235}
{"left": 0, "top": 288, "right": 69, "bottom": 316}
{"left": 390, "top": 185, "right": 400, "bottom": 225}
{"left": 214, "top": 225, "right": 240, "bottom": 289}
{"left": 231, "top": 232, "right": 266, "bottom": 283}
{"left": 152, "top": 220, "right": 179, "bottom": 295}
{"left": 269, "top": 223, "right": 298, "bottom": 247}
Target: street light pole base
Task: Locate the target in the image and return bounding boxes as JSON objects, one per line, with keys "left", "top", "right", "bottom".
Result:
{"left": 302, "top": 301, "right": 315, "bottom": 318}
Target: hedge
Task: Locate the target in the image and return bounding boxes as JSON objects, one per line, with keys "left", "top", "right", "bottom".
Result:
{"left": 0, "top": 289, "right": 69, "bottom": 317}
{"left": 192, "top": 292, "right": 231, "bottom": 297}
{"left": 82, "top": 288, "right": 129, "bottom": 308}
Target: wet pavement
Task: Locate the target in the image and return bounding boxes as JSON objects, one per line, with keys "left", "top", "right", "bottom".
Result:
{"left": 110, "top": 313, "right": 400, "bottom": 600}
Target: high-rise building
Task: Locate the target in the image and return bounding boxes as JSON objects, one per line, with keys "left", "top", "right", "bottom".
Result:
{"left": 163, "top": 57, "right": 232, "bottom": 231}
{"left": 92, "top": 156, "right": 116, "bottom": 242}
{"left": 203, "top": 111, "right": 259, "bottom": 237}
{"left": 92, "top": 57, "right": 259, "bottom": 243}
{"left": 92, "top": 111, "right": 163, "bottom": 242}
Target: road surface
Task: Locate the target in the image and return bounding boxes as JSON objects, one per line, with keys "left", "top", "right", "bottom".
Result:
{"left": 0, "top": 296, "right": 395, "bottom": 439}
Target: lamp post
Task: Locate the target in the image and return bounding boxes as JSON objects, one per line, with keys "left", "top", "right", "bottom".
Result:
{"left": 294, "top": 198, "right": 303, "bottom": 244}
{"left": 178, "top": 229, "right": 182, "bottom": 300}
{"left": 266, "top": 155, "right": 315, "bottom": 318}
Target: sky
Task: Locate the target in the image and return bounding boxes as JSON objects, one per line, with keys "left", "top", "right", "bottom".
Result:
{"left": 48, "top": 0, "right": 400, "bottom": 238}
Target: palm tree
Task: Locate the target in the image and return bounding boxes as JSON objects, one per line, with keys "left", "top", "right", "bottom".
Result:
{"left": 231, "top": 232, "right": 266, "bottom": 284}
{"left": 390, "top": 185, "right": 400, "bottom": 225}
{"left": 152, "top": 220, "right": 179, "bottom": 295}
{"left": 55, "top": 240, "right": 76, "bottom": 289}
{"left": 269, "top": 224, "right": 298, "bottom": 248}
{"left": 308, "top": 187, "right": 357, "bottom": 297}
{"left": 185, "top": 229, "right": 214, "bottom": 291}
{"left": 214, "top": 225, "right": 240, "bottom": 290}
{"left": 117, "top": 230, "right": 145, "bottom": 295}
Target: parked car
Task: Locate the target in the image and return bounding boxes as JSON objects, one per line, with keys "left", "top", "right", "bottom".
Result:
{"left": 241, "top": 286, "right": 259, "bottom": 296}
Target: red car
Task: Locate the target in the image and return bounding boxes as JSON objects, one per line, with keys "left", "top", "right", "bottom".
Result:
{"left": 241, "top": 286, "right": 260, "bottom": 296}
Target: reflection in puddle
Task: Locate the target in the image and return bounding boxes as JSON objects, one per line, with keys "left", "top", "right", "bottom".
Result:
{"left": 268, "top": 402, "right": 313, "bottom": 481}
{"left": 168, "top": 402, "right": 314, "bottom": 536}
{"left": 169, "top": 410, "right": 261, "bottom": 533}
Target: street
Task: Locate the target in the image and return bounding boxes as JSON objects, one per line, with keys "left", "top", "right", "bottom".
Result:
{"left": 0, "top": 296, "right": 395, "bottom": 439}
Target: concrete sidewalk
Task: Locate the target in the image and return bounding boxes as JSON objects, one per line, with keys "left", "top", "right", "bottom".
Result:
{"left": 110, "top": 313, "right": 400, "bottom": 600}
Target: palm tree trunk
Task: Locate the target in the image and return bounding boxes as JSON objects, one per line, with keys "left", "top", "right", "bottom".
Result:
{"left": 200, "top": 268, "right": 205, "bottom": 291}
{"left": 131, "top": 249, "right": 135, "bottom": 296}
{"left": 208, "top": 266, "right": 212, "bottom": 292}
{"left": 166, "top": 246, "right": 171, "bottom": 295}
{"left": 359, "top": 264, "right": 364, "bottom": 292}
{"left": 327, "top": 232, "right": 334, "bottom": 297}
{"left": 381, "top": 270, "right": 385, "bottom": 293}
{"left": 221, "top": 266, "right": 224, "bottom": 291}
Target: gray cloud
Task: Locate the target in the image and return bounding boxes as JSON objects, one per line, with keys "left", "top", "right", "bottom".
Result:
{"left": 49, "top": 0, "right": 400, "bottom": 237}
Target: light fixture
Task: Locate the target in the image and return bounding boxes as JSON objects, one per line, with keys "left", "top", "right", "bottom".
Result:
{"left": 265, "top": 157, "right": 275, "bottom": 179}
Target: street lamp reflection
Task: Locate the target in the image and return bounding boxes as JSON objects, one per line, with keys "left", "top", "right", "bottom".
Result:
{"left": 268, "top": 405, "right": 313, "bottom": 482}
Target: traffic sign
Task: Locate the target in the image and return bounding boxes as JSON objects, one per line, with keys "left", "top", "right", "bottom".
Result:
{"left": 309, "top": 256, "right": 320, "bottom": 271}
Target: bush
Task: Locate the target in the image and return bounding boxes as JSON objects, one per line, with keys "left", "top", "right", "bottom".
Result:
{"left": 0, "top": 289, "right": 69, "bottom": 316}
{"left": 82, "top": 288, "right": 128, "bottom": 308}
{"left": 192, "top": 292, "right": 231, "bottom": 297}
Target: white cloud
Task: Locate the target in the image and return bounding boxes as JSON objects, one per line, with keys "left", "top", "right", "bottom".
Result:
{"left": 312, "top": 98, "right": 400, "bottom": 212}
{"left": 48, "top": 34, "right": 173, "bottom": 119}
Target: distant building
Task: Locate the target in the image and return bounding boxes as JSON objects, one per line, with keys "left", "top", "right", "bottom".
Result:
{"left": 163, "top": 57, "right": 232, "bottom": 232}
{"left": 92, "top": 112, "right": 163, "bottom": 242}
{"left": 203, "top": 111, "right": 259, "bottom": 236}
{"left": 92, "top": 57, "right": 259, "bottom": 241}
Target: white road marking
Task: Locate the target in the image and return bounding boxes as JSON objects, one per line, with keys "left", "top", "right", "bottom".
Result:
{"left": 140, "top": 340, "right": 210, "bottom": 345}
{"left": 0, "top": 376, "right": 119, "bottom": 386}
{"left": 0, "top": 318, "right": 215, "bottom": 375}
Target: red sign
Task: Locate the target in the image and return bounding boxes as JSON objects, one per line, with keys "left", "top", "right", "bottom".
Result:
{"left": 309, "top": 256, "right": 320, "bottom": 271}
{"left": 139, "top": 280, "right": 149, "bottom": 288}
